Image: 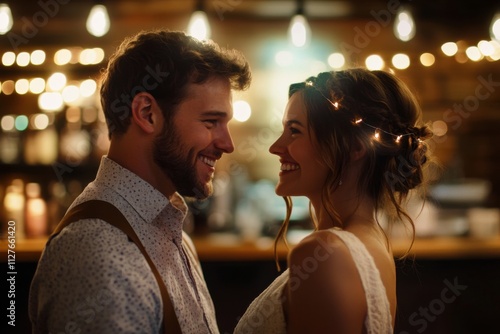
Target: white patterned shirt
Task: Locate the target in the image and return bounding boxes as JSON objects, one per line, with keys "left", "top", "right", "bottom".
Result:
{"left": 29, "top": 156, "right": 219, "bottom": 334}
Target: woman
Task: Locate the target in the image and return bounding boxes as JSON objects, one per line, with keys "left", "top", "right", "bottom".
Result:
{"left": 234, "top": 69, "right": 432, "bottom": 334}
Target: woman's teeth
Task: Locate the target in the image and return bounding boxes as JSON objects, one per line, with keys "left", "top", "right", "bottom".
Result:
{"left": 280, "top": 163, "right": 300, "bottom": 171}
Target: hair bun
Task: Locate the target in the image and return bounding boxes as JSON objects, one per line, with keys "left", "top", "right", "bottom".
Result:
{"left": 407, "top": 125, "right": 432, "bottom": 141}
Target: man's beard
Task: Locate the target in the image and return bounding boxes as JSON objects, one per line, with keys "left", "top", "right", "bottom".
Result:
{"left": 153, "top": 123, "right": 213, "bottom": 199}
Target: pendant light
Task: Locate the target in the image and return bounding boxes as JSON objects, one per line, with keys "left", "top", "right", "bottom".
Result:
{"left": 86, "top": 2, "right": 110, "bottom": 37}
{"left": 394, "top": 7, "right": 416, "bottom": 42}
{"left": 288, "top": 0, "right": 310, "bottom": 47}
{"left": 0, "top": 3, "right": 13, "bottom": 35}
{"left": 490, "top": 11, "right": 500, "bottom": 42}
{"left": 187, "top": 0, "right": 211, "bottom": 41}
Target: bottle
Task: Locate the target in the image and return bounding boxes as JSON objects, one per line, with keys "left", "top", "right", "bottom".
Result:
{"left": 3, "top": 179, "right": 25, "bottom": 239}
{"left": 25, "top": 182, "right": 48, "bottom": 238}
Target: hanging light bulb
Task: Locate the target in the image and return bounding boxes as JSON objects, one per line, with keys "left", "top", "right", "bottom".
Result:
{"left": 288, "top": 0, "right": 310, "bottom": 47}
{"left": 188, "top": 0, "right": 211, "bottom": 41}
{"left": 394, "top": 7, "right": 416, "bottom": 42}
{"left": 86, "top": 4, "right": 110, "bottom": 37}
{"left": 490, "top": 12, "right": 500, "bottom": 42}
{"left": 0, "top": 3, "right": 13, "bottom": 35}
{"left": 188, "top": 11, "right": 211, "bottom": 41}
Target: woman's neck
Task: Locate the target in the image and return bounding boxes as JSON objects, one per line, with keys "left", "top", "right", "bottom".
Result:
{"left": 311, "top": 193, "right": 376, "bottom": 231}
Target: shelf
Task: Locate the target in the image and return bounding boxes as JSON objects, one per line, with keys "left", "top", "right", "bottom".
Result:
{"left": 2, "top": 234, "right": 500, "bottom": 263}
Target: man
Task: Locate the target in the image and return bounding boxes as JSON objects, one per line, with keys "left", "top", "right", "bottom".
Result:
{"left": 29, "top": 29, "right": 251, "bottom": 333}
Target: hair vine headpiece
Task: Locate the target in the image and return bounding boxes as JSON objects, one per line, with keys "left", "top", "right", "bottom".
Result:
{"left": 305, "top": 80, "right": 422, "bottom": 144}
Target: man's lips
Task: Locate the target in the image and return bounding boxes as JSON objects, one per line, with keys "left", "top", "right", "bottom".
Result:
{"left": 199, "top": 155, "right": 216, "bottom": 167}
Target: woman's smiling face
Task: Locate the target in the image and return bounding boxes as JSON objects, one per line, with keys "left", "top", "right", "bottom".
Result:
{"left": 269, "top": 91, "right": 329, "bottom": 200}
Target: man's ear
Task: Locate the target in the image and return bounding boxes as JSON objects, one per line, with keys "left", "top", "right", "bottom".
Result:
{"left": 130, "top": 92, "right": 161, "bottom": 134}
{"left": 350, "top": 138, "right": 367, "bottom": 162}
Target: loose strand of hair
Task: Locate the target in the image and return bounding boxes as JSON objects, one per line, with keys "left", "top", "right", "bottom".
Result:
{"left": 274, "top": 196, "right": 292, "bottom": 271}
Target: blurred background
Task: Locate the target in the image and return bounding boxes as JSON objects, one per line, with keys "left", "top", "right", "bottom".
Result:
{"left": 1, "top": 0, "right": 499, "bottom": 333}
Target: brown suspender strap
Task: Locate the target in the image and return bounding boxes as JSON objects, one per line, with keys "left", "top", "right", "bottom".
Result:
{"left": 49, "top": 199, "right": 182, "bottom": 334}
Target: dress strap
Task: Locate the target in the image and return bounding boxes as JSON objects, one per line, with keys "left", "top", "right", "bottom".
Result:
{"left": 328, "top": 228, "right": 393, "bottom": 334}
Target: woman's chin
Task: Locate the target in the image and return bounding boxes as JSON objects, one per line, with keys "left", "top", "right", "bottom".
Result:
{"left": 275, "top": 184, "right": 297, "bottom": 197}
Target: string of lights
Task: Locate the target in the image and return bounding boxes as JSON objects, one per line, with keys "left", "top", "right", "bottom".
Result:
{"left": 305, "top": 80, "right": 421, "bottom": 144}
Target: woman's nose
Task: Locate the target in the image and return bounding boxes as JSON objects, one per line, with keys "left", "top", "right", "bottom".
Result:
{"left": 269, "top": 135, "right": 284, "bottom": 156}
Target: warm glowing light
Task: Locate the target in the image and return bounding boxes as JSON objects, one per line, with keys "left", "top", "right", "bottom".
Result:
{"left": 66, "top": 106, "right": 81, "bottom": 123}
{"left": 490, "top": 12, "right": 500, "bottom": 42}
{"left": 79, "top": 48, "right": 99, "bottom": 65}
{"left": 31, "top": 113, "right": 50, "bottom": 130}
{"left": 62, "top": 85, "right": 80, "bottom": 103}
{"left": 47, "top": 72, "right": 67, "bottom": 91}
{"left": 54, "top": 49, "right": 72, "bottom": 65}
{"left": 2, "top": 80, "right": 14, "bottom": 95}
{"left": 29, "top": 78, "right": 45, "bottom": 94}
{"left": 392, "top": 53, "right": 410, "bottom": 69}
{"left": 86, "top": 4, "right": 110, "bottom": 37}
{"left": 374, "top": 129, "right": 380, "bottom": 140}
{"left": 93, "top": 48, "right": 105, "bottom": 64}
{"left": 80, "top": 79, "right": 97, "bottom": 97}
{"left": 233, "top": 100, "right": 252, "bottom": 122}
{"left": 432, "top": 120, "right": 448, "bottom": 137}
{"left": 289, "top": 14, "right": 311, "bottom": 47}
{"left": 1, "top": 115, "right": 15, "bottom": 131}
{"left": 82, "top": 107, "right": 98, "bottom": 123}
{"left": 2, "top": 51, "right": 15, "bottom": 66}
{"left": 395, "top": 135, "right": 402, "bottom": 143}
{"left": 15, "top": 79, "right": 29, "bottom": 95}
{"left": 478, "top": 40, "right": 495, "bottom": 56}
{"left": 30, "top": 50, "right": 46, "bottom": 65}
{"left": 489, "top": 40, "right": 500, "bottom": 61}
{"left": 16, "top": 52, "right": 30, "bottom": 67}
{"left": 394, "top": 8, "right": 416, "bottom": 42}
{"left": 365, "top": 54, "right": 384, "bottom": 70}
{"left": 328, "top": 53, "right": 346, "bottom": 69}
{"left": 0, "top": 3, "right": 13, "bottom": 35}
{"left": 420, "top": 53, "right": 435, "bottom": 67}
{"left": 187, "top": 11, "right": 211, "bottom": 41}
{"left": 455, "top": 52, "right": 468, "bottom": 64}
{"left": 441, "top": 42, "right": 458, "bottom": 56}
{"left": 355, "top": 118, "right": 363, "bottom": 124}
{"left": 466, "top": 46, "right": 483, "bottom": 61}
{"left": 38, "top": 92, "right": 64, "bottom": 111}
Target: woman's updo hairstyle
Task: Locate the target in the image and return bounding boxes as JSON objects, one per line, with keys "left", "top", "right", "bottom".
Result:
{"left": 287, "top": 69, "right": 432, "bottom": 239}
{"left": 275, "top": 68, "right": 433, "bottom": 267}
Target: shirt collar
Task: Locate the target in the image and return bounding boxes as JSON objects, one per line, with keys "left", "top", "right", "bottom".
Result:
{"left": 95, "top": 156, "right": 188, "bottom": 227}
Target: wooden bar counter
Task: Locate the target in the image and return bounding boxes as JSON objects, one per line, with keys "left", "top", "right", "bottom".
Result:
{"left": 2, "top": 232, "right": 500, "bottom": 262}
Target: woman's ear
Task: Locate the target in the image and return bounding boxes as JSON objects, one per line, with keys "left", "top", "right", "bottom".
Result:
{"left": 350, "top": 138, "right": 367, "bottom": 162}
{"left": 130, "top": 92, "right": 162, "bottom": 134}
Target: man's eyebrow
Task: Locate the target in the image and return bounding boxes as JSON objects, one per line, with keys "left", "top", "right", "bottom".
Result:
{"left": 200, "top": 111, "right": 228, "bottom": 117}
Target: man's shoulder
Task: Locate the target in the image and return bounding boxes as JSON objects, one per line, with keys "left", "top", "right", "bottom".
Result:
{"left": 45, "top": 219, "right": 137, "bottom": 263}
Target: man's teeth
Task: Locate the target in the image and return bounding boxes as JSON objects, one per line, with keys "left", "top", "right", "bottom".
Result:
{"left": 280, "top": 163, "right": 300, "bottom": 171}
{"left": 201, "top": 156, "right": 216, "bottom": 167}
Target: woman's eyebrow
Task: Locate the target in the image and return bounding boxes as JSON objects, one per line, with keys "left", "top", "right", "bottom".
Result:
{"left": 285, "top": 119, "right": 305, "bottom": 127}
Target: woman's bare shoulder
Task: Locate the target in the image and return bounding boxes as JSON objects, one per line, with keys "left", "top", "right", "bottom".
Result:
{"left": 288, "top": 229, "right": 359, "bottom": 276}
{"left": 285, "top": 229, "right": 367, "bottom": 333}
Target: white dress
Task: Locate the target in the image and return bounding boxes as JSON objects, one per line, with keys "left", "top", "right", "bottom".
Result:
{"left": 234, "top": 228, "right": 393, "bottom": 334}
